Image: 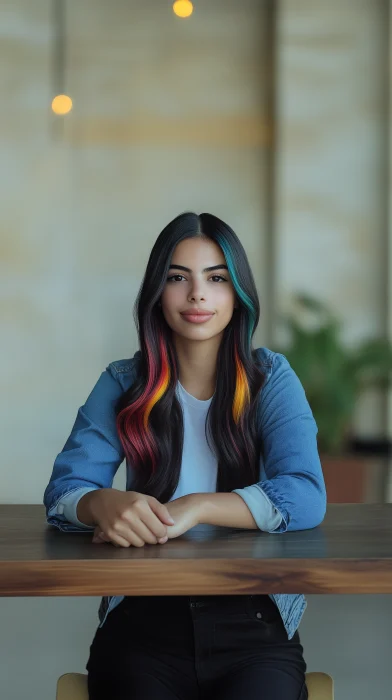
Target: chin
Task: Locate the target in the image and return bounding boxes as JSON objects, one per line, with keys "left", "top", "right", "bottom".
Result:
{"left": 180, "top": 329, "right": 213, "bottom": 340}
{"left": 186, "top": 331, "right": 226, "bottom": 344}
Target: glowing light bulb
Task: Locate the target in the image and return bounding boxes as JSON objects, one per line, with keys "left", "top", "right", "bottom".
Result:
{"left": 173, "top": 0, "right": 193, "bottom": 19}
{"left": 51, "top": 94, "right": 73, "bottom": 115}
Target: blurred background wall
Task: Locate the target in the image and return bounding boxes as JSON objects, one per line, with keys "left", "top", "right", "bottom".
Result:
{"left": 1, "top": 0, "right": 271, "bottom": 504}
{"left": 1, "top": 1, "right": 392, "bottom": 698}
{"left": 275, "top": 0, "right": 389, "bottom": 440}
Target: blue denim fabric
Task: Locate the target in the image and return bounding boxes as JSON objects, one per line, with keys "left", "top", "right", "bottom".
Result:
{"left": 43, "top": 347, "right": 326, "bottom": 640}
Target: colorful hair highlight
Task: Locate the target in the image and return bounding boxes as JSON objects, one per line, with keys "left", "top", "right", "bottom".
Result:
{"left": 116, "top": 333, "right": 171, "bottom": 472}
{"left": 214, "top": 233, "right": 257, "bottom": 346}
{"left": 215, "top": 233, "right": 254, "bottom": 424}
{"left": 232, "top": 345, "right": 251, "bottom": 424}
{"left": 143, "top": 335, "right": 171, "bottom": 430}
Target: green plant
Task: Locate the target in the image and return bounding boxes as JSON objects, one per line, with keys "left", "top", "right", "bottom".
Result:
{"left": 274, "top": 294, "right": 392, "bottom": 455}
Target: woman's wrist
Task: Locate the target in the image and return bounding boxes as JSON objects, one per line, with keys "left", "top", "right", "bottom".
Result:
{"left": 186, "top": 493, "right": 208, "bottom": 525}
{"left": 191, "top": 492, "right": 258, "bottom": 529}
{"left": 76, "top": 489, "right": 104, "bottom": 526}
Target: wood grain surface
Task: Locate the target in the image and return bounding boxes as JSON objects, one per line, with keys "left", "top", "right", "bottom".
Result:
{"left": 0, "top": 504, "right": 391, "bottom": 596}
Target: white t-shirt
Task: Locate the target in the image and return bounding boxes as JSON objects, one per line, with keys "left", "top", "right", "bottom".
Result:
{"left": 168, "top": 381, "right": 217, "bottom": 498}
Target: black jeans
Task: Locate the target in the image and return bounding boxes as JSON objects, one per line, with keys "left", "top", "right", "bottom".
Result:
{"left": 86, "top": 594, "right": 308, "bottom": 700}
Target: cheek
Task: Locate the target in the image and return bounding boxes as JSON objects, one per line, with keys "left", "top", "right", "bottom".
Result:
{"left": 161, "top": 285, "right": 183, "bottom": 313}
{"left": 215, "top": 285, "right": 236, "bottom": 308}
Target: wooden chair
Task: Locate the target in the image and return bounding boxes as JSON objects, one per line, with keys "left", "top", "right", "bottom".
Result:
{"left": 56, "top": 671, "right": 334, "bottom": 699}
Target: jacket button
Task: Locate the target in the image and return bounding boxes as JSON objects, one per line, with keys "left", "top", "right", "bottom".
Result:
{"left": 256, "top": 612, "right": 262, "bottom": 619}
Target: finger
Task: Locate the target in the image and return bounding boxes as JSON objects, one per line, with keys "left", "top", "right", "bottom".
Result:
{"left": 128, "top": 500, "right": 168, "bottom": 539}
{"left": 93, "top": 534, "right": 129, "bottom": 547}
{"left": 92, "top": 527, "right": 133, "bottom": 548}
{"left": 135, "top": 520, "right": 168, "bottom": 544}
{"left": 107, "top": 525, "right": 146, "bottom": 548}
{"left": 130, "top": 500, "right": 169, "bottom": 538}
{"left": 149, "top": 500, "right": 175, "bottom": 526}
{"left": 139, "top": 510, "right": 169, "bottom": 540}
{"left": 110, "top": 534, "right": 133, "bottom": 547}
{"left": 92, "top": 526, "right": 103, "bottom": 541}
{"left": 129, "top": 519, "right": 160, "bottom": 545}
{"left": 92, "top": 530, "right": 108, "bottom": 544}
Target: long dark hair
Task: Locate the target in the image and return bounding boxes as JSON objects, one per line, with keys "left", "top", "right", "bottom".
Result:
{"left": 116, "top": 212, "right": 266, "bottom": 502}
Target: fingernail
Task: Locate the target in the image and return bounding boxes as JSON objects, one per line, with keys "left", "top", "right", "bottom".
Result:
{"left": 168, "top": 518, "right": 175, "bottom": 525}
{"left": 158, "top": 536, "right": 168, "bottom": 544}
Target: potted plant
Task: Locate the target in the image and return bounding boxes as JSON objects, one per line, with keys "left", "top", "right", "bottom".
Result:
{"left": 274, "top": 293, "right": 392, "bottom": 502}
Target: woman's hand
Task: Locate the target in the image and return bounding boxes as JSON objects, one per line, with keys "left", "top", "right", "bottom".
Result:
{"left": 164, "top": 494, "right": 202, "bottom": 539}
{"left": 87, "top": 488, "right": 175, "bottom": 548}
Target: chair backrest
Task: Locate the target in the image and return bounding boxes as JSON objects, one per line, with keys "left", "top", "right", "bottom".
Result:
{"left": 306, "top": 672, "right": 334, "bottom": 700}
{"left": 56, "top": 670, "right": 334, "bottom": 700}
{"left": 56, "top": 673, "right": 88, "bottom": 700}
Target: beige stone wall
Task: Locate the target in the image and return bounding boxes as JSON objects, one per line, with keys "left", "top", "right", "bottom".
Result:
{"left": 1, "top": 0, "right": 269, "bottom": 503}
{"left": 275, "top": 0, "right": 389, "bottom": 437}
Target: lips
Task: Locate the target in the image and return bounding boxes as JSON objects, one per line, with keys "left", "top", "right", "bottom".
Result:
{"left": 180, "top": 310, "right": 215, "bottom": 324}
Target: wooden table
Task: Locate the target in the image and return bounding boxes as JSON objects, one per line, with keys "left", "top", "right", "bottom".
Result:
{"left": 1, "top": 504, "right": 392, "bottom": 596}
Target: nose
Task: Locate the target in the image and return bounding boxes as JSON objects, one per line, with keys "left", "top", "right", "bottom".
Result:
{"left": 188, "top": 278, "right": 206, "bottom": 303}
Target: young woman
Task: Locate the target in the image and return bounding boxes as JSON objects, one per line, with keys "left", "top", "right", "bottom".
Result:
{"left": 44, "top": 212, "right": 326, "bottom": 700}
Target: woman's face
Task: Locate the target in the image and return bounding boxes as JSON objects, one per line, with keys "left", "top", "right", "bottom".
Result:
{"left": 160, "top": 237, "right": 237, "bottom": 343}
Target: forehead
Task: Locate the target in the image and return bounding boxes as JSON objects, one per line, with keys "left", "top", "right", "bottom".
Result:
{"left": 171, "top": 237, "right": 225, "bottom": 262}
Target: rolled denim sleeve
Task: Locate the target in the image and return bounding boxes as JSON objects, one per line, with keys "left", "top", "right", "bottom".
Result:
{"left": 55, "top": 487, "right": 98, "bottom": 530}
{"left": 43, "top": 363, "right": 133, "bottom": 532}
{"left": 232, "top": 484, "right": 283, "bottom": 531}
{"left": 237, "top": 352, "right": 327, "bottom": 534}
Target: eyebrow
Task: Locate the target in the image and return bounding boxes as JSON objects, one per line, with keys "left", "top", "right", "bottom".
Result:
{"left": 168, "top": 264, "right": 228, "bottom": 273}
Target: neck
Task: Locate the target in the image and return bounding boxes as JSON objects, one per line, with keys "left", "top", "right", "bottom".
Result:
{"left": 173, "top": 333, "right": 222, "bottom": 400}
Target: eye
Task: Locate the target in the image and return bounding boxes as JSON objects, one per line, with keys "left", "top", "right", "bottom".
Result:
{"left": 167, "top": 275, "right": 186, "bottom": 282}
{"left": 166, "top": 274, "right": 228, "bottom": 283}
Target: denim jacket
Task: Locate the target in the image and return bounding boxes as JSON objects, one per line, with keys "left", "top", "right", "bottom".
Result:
{"left": 43, "top": 347, "right": 326, "bottom": 640}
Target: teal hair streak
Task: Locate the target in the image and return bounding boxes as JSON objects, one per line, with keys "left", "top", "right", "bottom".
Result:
{"left": 215, "top": 235, "right": 257, "bottom": 346}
